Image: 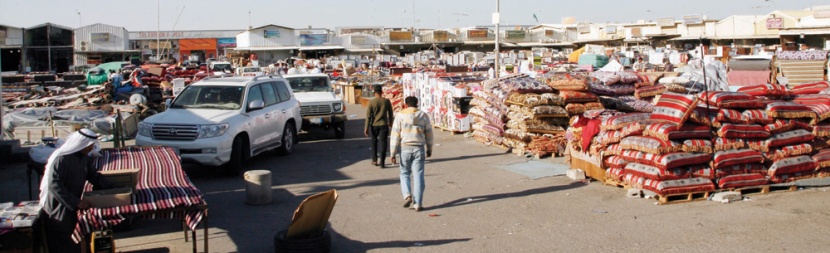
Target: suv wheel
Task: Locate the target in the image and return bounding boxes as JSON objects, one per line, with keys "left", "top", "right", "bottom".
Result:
{"left": 334, "top": 122, "right": 346, "bottom": 139}
{"left": 277, "top": 123, "right": 296, "bottom": 155}
{"left": 225, "top": 135, "right": 248, "bottom": 175}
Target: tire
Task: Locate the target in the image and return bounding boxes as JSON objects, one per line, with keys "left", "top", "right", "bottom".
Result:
{"left": 334, "top": 122, "right": 345, "bottom": 139}
{"left": 273, "top": 229, "right": 330, "bottom": 253}
{"left": 224, "top": 136, "right": 247, "bottom": 175}
{"left": 276, "top": 123, "right": 296, "bottom": 155}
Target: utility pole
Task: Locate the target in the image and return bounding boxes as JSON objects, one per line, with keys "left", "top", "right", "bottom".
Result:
{"left": 494, "top": 0, "right": 500, "bottom": 78}
{"left": 156, "top": 0, "right": 161, "bottom": 61}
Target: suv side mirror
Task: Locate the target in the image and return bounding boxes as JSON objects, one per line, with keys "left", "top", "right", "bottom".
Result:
{"left": 248, "top": 100, "right": 265, "bottom": 111}
{"left": 165, "top": 98, "right": 173, "bottom": 109}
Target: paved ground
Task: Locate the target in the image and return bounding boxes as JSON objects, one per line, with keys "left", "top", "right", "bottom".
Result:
{"left": 3, "top": 103, "right": 830, "bottom": 252}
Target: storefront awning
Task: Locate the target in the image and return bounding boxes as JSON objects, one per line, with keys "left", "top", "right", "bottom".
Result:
{"left": 711, "top": 35, "right": 779, "bottom": 40}
{"left": 234, "top": 46, "right": 299, "bottom": 51}
{"left": 298, "top": 46, "right": 345, "bottom": 51}
{"left": 573, "top": 38, "right": 623, "bottom": 44}
{"left": 514, "top": 42, "right": 574, "bottom": 47}
{"left": 779, "top": 29, "right": 830, "bottom": 36}
{"left": 75, "top": 50, "right": 142, "bottom": 54}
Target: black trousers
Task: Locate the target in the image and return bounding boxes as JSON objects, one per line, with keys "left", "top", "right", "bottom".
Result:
{"left": 370, "top": 125, "right": 390, "bottom": 165}
{"left": 39, "top": 211, "right": 81, "bottom": 253}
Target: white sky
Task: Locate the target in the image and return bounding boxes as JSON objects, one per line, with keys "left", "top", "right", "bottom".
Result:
{"left": 0, "top": 0, "right": 824, "bottom": 31}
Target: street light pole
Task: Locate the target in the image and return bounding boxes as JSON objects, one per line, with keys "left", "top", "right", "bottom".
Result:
{"left": 494, "top": 0, "right": 500, "bottom": 79}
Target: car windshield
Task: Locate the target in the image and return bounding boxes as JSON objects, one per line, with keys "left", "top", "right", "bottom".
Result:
{"left": 287, "top": 76, "right": 330, "bottom": 92}
{"left": 211, "top": 63, "right": 232, "bottom": 72}
{"left": 170, "top": 85, "right": 244, "bottom": 110}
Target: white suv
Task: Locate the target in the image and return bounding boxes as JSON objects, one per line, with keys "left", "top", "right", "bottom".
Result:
{"left": 136, "top": 76, "right": 301, "bottom": 174}
{"left": 284, "top": 74, "right": 347, "bottom": 138}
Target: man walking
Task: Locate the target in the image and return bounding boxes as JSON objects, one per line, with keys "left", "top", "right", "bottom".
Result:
{"left": 390, "top": 96, "right": 434, "bottom": 211}
{"left": 364, "top": 85, "right": 394, "bottom": 168}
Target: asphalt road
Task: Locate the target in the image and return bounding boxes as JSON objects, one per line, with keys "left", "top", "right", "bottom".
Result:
{"left": 3, "top": 103, "right": 830, "bottom": 252}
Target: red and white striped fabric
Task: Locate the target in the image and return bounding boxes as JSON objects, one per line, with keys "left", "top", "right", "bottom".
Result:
{"left": 768, "top": 155, "right": 817, "bottom": 177}
{"left": 790, "top": 81, "right": 830, "bottom": 95}
{"left": 650, "top": 92, "right": 699, "bottom": 125}
{"left": 763, "top": 143, "right": 813, "bottom": 161}
{"left": 699, "top": 91, "right": 755, "bottom": 107}
{"left": 716, "top": 109, "right": 747, "bottom": 124}
{"left": 640, "top": 177, "right": 716, "bottom": 196}
{"left": 73, "top": 146, "right": 206, "bottom": 243}
{"left": 712, "top": 149, "right": 764, "bottom": 169}
{"left": 717, "top": 173, "right": 769, "bottom": 189}
{"left": 736, "top": 84, "right": 789, "bottom": 97}
{"left": 742, "top": 109, "right": 775, "bottom": 125}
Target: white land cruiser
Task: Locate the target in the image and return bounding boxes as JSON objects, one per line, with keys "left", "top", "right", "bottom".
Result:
{"left": 136, "top": 75, "right": 301, "bottom": 173}
{"left": 284, "top": 74, "right": 347, "bottom": 138}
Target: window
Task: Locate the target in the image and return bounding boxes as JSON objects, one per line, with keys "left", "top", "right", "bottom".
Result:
{"left": 274, "top": 81, "right": 292, "bottom": 102}
{"left": 247, "top": 85, "right": 264, "bottom": 107}
{"left": 260, "top": 82, "right": 279, "bottom": 106}
{"left": 286, "top": 77, "right": 330, "bottom": 93}
{"left": 170, "top": 86, "right": 244, "bottom": 110}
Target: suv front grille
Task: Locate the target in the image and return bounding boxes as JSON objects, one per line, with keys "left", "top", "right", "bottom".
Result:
{"left": 300, "top": 105, "right": 332, "bottom": 115}
{"left": 152, "top": 124, "right": 199, "bottom": 141}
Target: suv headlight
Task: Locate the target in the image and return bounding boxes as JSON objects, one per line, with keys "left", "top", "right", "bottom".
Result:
{"left": 333, "top": 103, "right": 343, "bottom": 112}
{"left": 198, "top": 124, "right": 229, "bottom": 139}
{"left": 138, "top": 122, "right": 153, "bottom": 137}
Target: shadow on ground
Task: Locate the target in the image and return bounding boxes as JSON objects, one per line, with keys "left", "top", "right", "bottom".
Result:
{"left": 426, "top": 182, "right": 587, "bottom": 211}
{"left": 329, "top": 227, "right": 472, "bottom": 252}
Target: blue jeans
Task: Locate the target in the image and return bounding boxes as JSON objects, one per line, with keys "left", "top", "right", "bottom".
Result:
{"left": 399, "top": 146, "right": 425, "bottom": 205}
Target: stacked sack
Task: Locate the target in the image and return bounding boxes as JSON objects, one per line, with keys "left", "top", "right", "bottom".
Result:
{"left": 540, "top": 72, "right": 603, "bottom": 116}
{"left": 781, "top": 81, "right": 830, "bottom": 179}
{"left": 615, "top": 92, "right": 717, "bottom": 196}
{"left": 469, "top": 77, "right": 509, "bottom": 147}
{"left": 382, "top": 83, "right": 404, "bottom": 113}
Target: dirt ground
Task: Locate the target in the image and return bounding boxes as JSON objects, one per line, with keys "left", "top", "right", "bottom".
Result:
{"left": 2, "top": 104, "right": 830, "bottom": 253}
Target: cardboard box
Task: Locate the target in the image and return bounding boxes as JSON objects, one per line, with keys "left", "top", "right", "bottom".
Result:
{"left": 98, "top": 169, "right": 140, "bottom": 189}
{"left": 84, "top": 187, "right": 132, "bottom": 208}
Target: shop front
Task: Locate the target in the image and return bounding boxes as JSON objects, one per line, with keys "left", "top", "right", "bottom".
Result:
{"left": 179, "top": 38, "right": 218, "bottom": 62}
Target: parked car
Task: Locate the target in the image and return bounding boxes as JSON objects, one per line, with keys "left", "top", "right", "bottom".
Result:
{"left": 284, "top": 74, "right": 347, "bottom": 138}
{"left": 136, "top": 75, "right": 302, "bottom": 174}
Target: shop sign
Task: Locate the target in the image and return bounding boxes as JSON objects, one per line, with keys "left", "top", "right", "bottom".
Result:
{"left": 631, "top": 27, "right": 642, "bottom": 37}
{"left": 149, "top": 41, "right": 172, "bottom": 50}
{"left": 506, "top": 30, "right": 525, "bottom": 39}
{"left": 433, "top": 31, "right": 448, "bottom": 42}
{"left": 389, "top": 31, "right": 413, "bottom": 41}
{"left": 561, "top": 17, "right": 576, "bottom": 25}
{"left": 544, "top": 30, "right": 554, "bottom": 36}
{"left": 300, "top": 34, "right": 328, "bottom": 46}
{"left": 467, "top": 30, "right": 488, "bottom": 39}
{"left": 657, "top": 17, "right": 675, "bottom": 27}
{"left": 766, "top": 18, "right": 783, "bottom": 29}
{"left": 577, "top": 22, "right": 591, "bottom": 34}
{"left": 351, "top": 35, "right": 368, "bottom": 45}
{"left": 683, "top": 15, "right": 703, "bottom": 25}
{"left": 91, "top": 33, "right": 110, "bottom": 42}
{"left": 217, "top": 38, "right": 236, "bottom": 47}
{"left": 264, "top": 30, "right": 281, "bottom": 38}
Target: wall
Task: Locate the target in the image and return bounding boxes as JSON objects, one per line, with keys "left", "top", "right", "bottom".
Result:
{"left": 74, "top": 23, "right": 130, "bottom": 52}
{"left": 236, "top": 26, "right": 297, "bottom": 48}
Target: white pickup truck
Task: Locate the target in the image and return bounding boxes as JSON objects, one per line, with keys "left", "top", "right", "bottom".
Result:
{"left": 283, "top": 74, "right": 347, "bottom": 138}
{"left": 136, "top": 75, "right": 302, "bottom": 174}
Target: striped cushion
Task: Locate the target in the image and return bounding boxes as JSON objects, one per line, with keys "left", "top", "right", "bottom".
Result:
{"left": 766, "top": 102, "right": 817, "bottom": 120}
{"left": 815, "top": 124, "right": 830, "bottom": 137}
{"left": 765, "top": 120, "right": 796, "bottom": 134}
{"left": 793, "top": 94, "right": 830, "bottom": 106}
{"left": 635, "top": 73, "right": 664, "bottom": 88}
{"left": 768, "top": 155, "right": 817, "bottom": 176}
{"left": 699, "top": 91, "right": 755, "bottom": 107}
{"left": 640, "top": 177, "right": 716, "bottom": 196}
{"left": 736, "top": 84, "right": 789, "bottom": 97}
{"left": 682, "top": 139, "right": 713, "bottom": 153}
{"left": 620, "top": 121, "right": 648, "bottom": 138}
{"left": 712, "top": 149, "right": 764, "bottom": 169}
{"left": 601, "top": 112, "right": 651, "bottom": 131}
{"left": 650, "top": 92, "right": 698, "bottom": 125}
{"left": 717, "top": 109, "right": 747, "bottom": 124}
{"left": 605, "top": 143, "right": 623, "bottom": 157}
{"left": 805, "top": 104, "right": 830, "bottom": 124}
{"left": 688, "top": 164, "right": 715, "bottom": 179}
{"left": 746, "top": 140, "right": 769, "bottom": 153}
{"left": 689, "top": 106, "right": 719, "bottom": 126}
{"left": 770, "top": 171, "right": 816, "bottom": 184}
{"left": 597, "top": 130, "right": 624, "bottom": 146}
{"left": 606, "top": 167, "right": 626, "bottom": 181}
{"left": 559, "top": 90, "right": 598, "bottom": 103}
{"left": 717, "top": 123, "right": 771, "bottom": 139}
{"left": 644, "top": 123, "right": 712, "bottom": 141}
{"left": 653, "top": 152, "right": 713, "bottom": 170}
{"left": 765, "top": 129, "right": 814, "bottom": 148}
{"left": 625, "top": 162, "right": 691, "bottom": 181}
{"left": 635, "top": 84, "right": 667, "bottom": 99}
{"left": 719, "top": 99, "right": 770, "bottom": 109}
{"left": 742, "top": 109, "right": 775, "bottom": 125}
{"left": 714, "top": 138, "right": 746, "bottom": 151}
{"left": 620, "top": 136, "right": 682, "bottom": 155}
{"left": 717, "top": 164, "right": 768, "bottom": 178}
{"left": 604, "top": 155, "right": 629, "bottom": 169}
{"left": 620, "top": 150, "right": 658, "bottom": 165}
{"left": 790, "top": 81, "right": 830, "bottom": 95}
{"left": 717, "top": 173, "right": 769, "bottom": 189}
{"left": 763, "top": 143, "right": 813, "bottom": 161}
{"left": 812, "top": 149, "right": 830, "bottom": 169}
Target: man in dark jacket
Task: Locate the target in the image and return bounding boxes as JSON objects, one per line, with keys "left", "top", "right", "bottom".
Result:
{"left": 364, "top": 85, "right": 394, "bottom": 168}
{"left": 38, "top": 129, "right": 111, "bottom": 252}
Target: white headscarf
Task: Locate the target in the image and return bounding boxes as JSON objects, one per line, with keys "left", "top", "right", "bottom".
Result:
{"left": 38, "top": 128, "right": 99, "bottom": 209}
